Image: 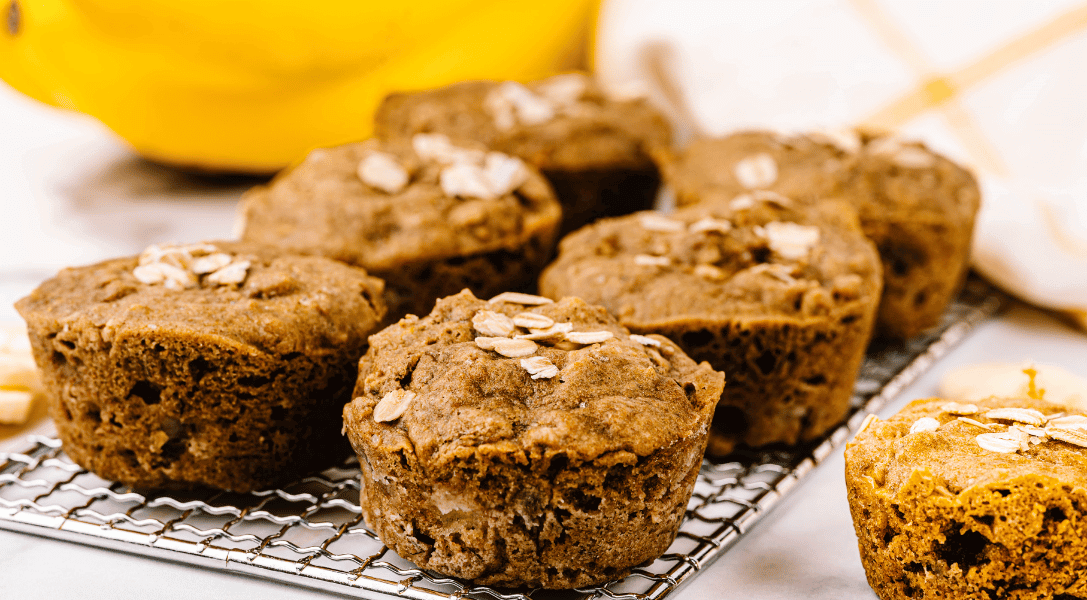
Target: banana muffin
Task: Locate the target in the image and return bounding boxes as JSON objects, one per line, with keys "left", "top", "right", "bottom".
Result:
{"left": 658, "top": 130, "right": 981, "bottom": 339}
{"left": 846, "top": 396, "right": 1087, "bottom": 599}
{"left": 374, "top": 72, "right": 671, "bottom": 233}
{"left": 539, "top": 196, "right": 882, "bottom": 453}
{"left": 342, "top": 290, "right": 722, "bottom": 588}
{"left": 16, "top": 241, "right": 386, "bottom": 492}
{"left": 847, "top": 133, "right": 981, "bottom": 339}
{"left": 238, "top": 135, "right": 561, "bottom": 322}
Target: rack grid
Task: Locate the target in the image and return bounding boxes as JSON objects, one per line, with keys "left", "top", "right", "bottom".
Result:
{"left": 0, "top": 278, "right": 1003, "bottom": 599}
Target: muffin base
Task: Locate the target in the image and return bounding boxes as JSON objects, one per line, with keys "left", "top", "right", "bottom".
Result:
{"left": 377, "top": 236, "right": 555, "bottom": 322}
{"left": 347, "top": 424, "right": 706, "bottom": 589}
{"left": 32, "top": 324, "right": 355, "bottom": 492}
{"left": 849, "top": 472, "right": 1087, "bottom": 599}
{"left": 865, "top": 214, "right": 972, "bottom": 340}
{"left": 645, "top": 310, "right": 874, "bottom": 452}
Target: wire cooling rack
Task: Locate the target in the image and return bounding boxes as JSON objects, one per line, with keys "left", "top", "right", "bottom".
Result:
{"left": 0, "top": 277, "right": 1003, "bottom": 600}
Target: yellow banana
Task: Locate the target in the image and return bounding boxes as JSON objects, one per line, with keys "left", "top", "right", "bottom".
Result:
{"left": 1, "top": 0, "right": 597, "bottom": 172}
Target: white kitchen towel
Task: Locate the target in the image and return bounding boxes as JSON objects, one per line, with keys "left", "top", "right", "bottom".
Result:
{"left": 595, "top": 0, "right": 1087, "bottom": 330}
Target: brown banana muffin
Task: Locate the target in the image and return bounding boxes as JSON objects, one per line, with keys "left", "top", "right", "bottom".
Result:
{"left": 374, "top": 73, "right": 671, "bottom": 233}
{"left": 539, "top": 196, "right": 881, "bottom": 453}
{"left": 847, "top": 133, "right": 981, "bottom": 339}
{"left": 845, "top": 396, "right": 1087, "bottom": 600}
{"left": 238, "top": 136, "right": 561, "bottom": 322}
{"left": 658, "top": 130, "right": 981, "bottom": 339}
{"left": 16, "top": 241, "right": 386, "bottom": 492}
{"left": 342, "top": 290, "right": 722, "bottom": 588}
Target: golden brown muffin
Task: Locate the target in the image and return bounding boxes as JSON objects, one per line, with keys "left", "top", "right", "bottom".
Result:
{"left": 658, "top": 130, "right": 981, "bottom": 340}
{"left": 846, "top": 396, "right": 1087, "bottom": 600}
{"left": 343, "top": 290, "right": 722, "bottom": 588}
{"left": 375, "top": 73, "right": 672, "bottom": 233}
{"left": 16, "top": 241, "right": 386, "bottom": 492}
{"left": 539, "top": 195, "right": 882, "bottom": 453}
{"left": 238, "top": 136, "right": 561, "bottom": 321}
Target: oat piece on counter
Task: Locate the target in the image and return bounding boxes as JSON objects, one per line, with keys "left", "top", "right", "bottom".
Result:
{"left": 659, "top": 130, "right": 981, "bottom": 339}
{"left": 342, "top": 290, "right": 722, "bottom": 589}
{"left": 238, "top": 137, "right": 560, "bottom": 322}
{"left": 375, "top": 73, "right": 671, "bottom": 234}
{"left": 539, "top": 196, "right": 882, "bottom": 454}
{"left": 845, "top": 396, "right": 1087, "bottom": 599}
{"left": 16, "top": 241, "right": 386, "bottom": 492}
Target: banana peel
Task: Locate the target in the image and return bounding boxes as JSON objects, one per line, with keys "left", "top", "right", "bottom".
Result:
{"left": 0, "top": 0, "right": 597, "bottom": 172}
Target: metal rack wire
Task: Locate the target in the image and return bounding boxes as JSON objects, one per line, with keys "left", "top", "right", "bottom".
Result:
{"left": 0, "top": 278, "right": 1003, "bottom": 600}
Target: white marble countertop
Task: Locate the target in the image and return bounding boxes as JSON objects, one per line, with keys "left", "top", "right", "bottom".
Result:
{"left": 2, "top": 81, "right": 1085, "bottom": 600}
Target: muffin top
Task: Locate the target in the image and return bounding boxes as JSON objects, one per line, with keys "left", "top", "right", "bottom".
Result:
{"left": 375, "top": 73, "right": 672, "bottom": 171}
{"left": 662, "top": 130, "right": 980, "bottom": 224}
{"left": 343, "top": 290, "right": 723, "bottom": 476}
{"left": 238, "top": 136, "right": 560, "bottom": 273}
{"left": 539, "top": 195, "right": 882, "bottom": 329}
{"left": 16, "top": 241, "right": 386, "bottom": 356}
{"left": 847, "top": 133, "right": 981, "bottom": 225}
{"left": 848, "top": 396, "right": 1087, "bottom": 494}
{"left": 661, "top": 130, "right": 855, "bottom": 207}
